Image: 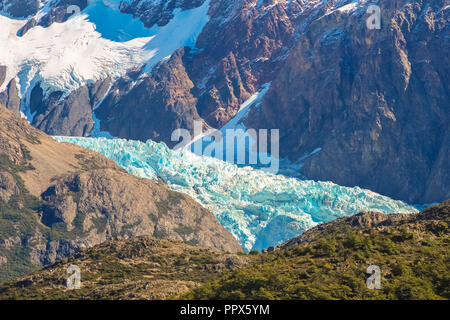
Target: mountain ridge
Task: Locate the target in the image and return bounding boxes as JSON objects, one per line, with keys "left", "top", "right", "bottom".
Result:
{"left": 246, "top": 0, "right": 450, "bottom": 203}
{"left": 0, "top": 105, "right": 242, "bottom": 282}
{"left": 0, "top": 201, "right": 447, "bottom": 300}
{"left": 1, "top": 0, "right": 447, "bottom": 203}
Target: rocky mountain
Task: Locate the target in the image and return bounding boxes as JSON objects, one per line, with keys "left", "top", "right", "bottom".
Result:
{"left": 247, "top": 0, "right": 450, "bottom": 204}
{"left": 0, "top": 77, "right": 20, "bottom": 115}
{"left": 1, "top": 0, "right": 448, "bottom": 301}
{"left": 29, "top": 77, "right": 111, "bottom": 136}
{"left": 97, "top": 0, "right": 316, "bottom": 130}
{"left": 1, "top": 201, "right": 448, "bottom": 300}
{"left": 0, "top": 0, "right": 448, "bottom": 203}
{"left": 0, "top": 105, "right": 242, "bottom": 282}
{"left": 95, "top": 48, "right": 202, "bottom": 146}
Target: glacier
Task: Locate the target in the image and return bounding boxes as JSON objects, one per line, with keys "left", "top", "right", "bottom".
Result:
{"left": 0, "top": 0, "right": 211, "bottom": 114}
{"left": 54, "top": 136, "right": 418, "bottom": 252}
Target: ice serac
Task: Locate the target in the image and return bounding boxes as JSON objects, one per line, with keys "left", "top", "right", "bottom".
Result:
{"left": 54, "top": 136, "right": 418, "bottom": 252}
{"left": 246, "top": 0, "right": 450, "bottom": 204}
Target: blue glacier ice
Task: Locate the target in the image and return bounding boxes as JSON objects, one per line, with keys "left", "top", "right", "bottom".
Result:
{"left": 53, "top": 137, "right": 418, "bottom": 252}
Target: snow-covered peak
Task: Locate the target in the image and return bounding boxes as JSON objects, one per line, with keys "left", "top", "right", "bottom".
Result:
{"left": 1, "top": 0, "right": 210, "bottom": 108}
{"left": 0, "top": 12, "right": 151, "bottom": 96}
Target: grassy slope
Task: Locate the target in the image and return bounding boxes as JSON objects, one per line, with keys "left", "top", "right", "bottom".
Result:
{"left": 0, "top": 202, "right": 448, "bottom": 300}
{"left": 0, "top": 237, "right": 252, "bottom": 300}
{"left": 183, "top": 202, "right": 450, "bottom": 300}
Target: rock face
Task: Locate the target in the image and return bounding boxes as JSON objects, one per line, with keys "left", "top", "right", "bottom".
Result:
{"left": 0, "top": 172, "right": 19, "bottom": 202}
{"left": 17, "top": 0, "right": 89, "bottom": 36}
{"left": 0, "top": 65, "right": 6, "bottom": 87}
{"left": 2, "top": 0, "right": 449, "bottom": 204}
{"left": 0, "top": 66, "right": 20, "bottom": 115}
{"left": 13, "top": 0, "right": 324, "bottom": 143}
{"left": 184, "top": 0, "right": 307, "bottom": 128}
{"left": 36, "top": 168, "right": 242, "bottom": 264}
{"left": 5, "top": 0, "right": 331, "bottom": 143}
{"left": 0, "top": 105, "right": 242, "bottom": 281}
{"left": 120, "top": 0, "right": 207, "bottom": 27}
{"left": 0, "top": 79, "right": 20, "bottom": 115}
{"left": 96, "top": 0, "right": 325, "bottom": 141}
{"left": 96, "top": 48, "right": 202, "bottom": 147}
{"left": 247, "top": 0, "right": 450, "bottom": 203}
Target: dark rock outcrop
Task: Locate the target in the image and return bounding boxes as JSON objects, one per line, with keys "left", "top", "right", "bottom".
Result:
{"left": 0, "top": 171, "right": 19, "bottom": 202}
{"left": 30, "top": 85, "right": 94, "bottom": 136}
{"left": 16, "top": 18, "right": 37, "bottom": 36}
{"left": 0, "top": 79, "right": 20, "bottom": 115}
{"left": 17, "top": 0, "right": 88, "bottom": 36}
{"left": 120, "top": 0, "right": 207, "bottom": 28}
{"left": 0, "top": 0, "right": 39, "bottom": 18}
{"left": 88, "top": 76, "right": 111, "bottom": 108}
{"left": 247, "top": 0, "right": 450, "bottom": 203}
{"left": 0, "top": 65, "right": 6, "bottom": 87}
{"left": 96, "top": 48, "right": 202, "bottom": 147}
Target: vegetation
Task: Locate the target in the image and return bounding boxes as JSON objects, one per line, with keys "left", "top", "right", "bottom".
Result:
{"left": 182, "top": 203, "right": 450, "bottom": 300}
{"left": 0, "top": 237, "right": 252, "bottom": 300}
{"left": 0, "top": 202, "right": 448, "bottom": 300}
{"left": 75, "top": 153, "right": 106, "bottom": 171}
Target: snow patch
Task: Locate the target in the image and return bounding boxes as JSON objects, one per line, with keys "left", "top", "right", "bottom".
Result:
{"left": 142, "top": 0, "right": 210, "bottom": 72}
{"left": 0, "top": 0, "right": 211, "bottom": 116}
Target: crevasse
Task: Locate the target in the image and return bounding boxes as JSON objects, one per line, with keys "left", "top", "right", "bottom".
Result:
{"left": 54, "top": 136, "right": 418, "bottom": 251}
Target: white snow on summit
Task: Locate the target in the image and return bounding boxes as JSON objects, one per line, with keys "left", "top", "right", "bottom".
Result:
{"left": 0, "top": 0, "right": 210, "bottom": 112}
